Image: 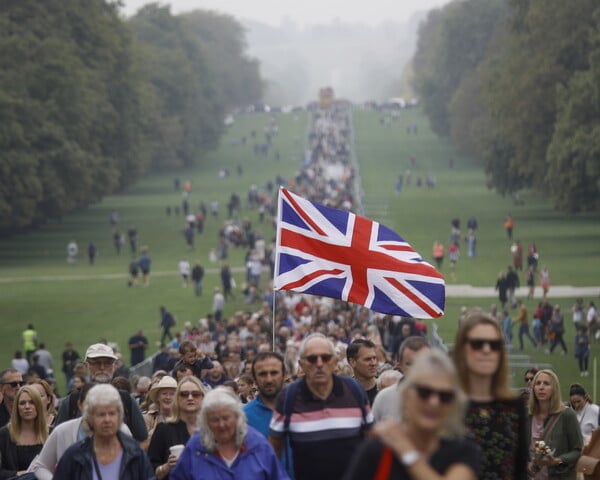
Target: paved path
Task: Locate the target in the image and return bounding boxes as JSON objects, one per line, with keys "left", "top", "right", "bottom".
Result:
{"left": 0, "top": 269, "right": 597, "bottom": 298}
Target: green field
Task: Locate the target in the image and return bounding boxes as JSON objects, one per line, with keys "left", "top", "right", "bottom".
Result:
{"left": 1, "top": 107, "right": 598, "bottom": 398}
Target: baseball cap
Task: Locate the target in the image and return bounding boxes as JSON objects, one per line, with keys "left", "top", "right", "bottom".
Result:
{"left": 85, "top": 343, "right": 117, "bottom": 361}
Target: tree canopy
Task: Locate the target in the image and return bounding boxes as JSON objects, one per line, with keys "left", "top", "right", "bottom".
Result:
{"left": 412, "top": 0, "right": 600, "bottom": 212}
{"left": 0, "top": 1, "right": 262, "bottom": 233}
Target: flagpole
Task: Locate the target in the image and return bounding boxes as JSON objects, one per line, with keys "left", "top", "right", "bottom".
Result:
{"left": 272, "top": 286, "right": 276, "bottom": 351}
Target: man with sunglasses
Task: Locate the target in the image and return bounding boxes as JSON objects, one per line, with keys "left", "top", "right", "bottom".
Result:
{"left": 54, "top": 343, "right": 148, "bottom": 442}
{"left": 269, "top": 333, "right": 373, "bottom": 480}
{"left": 0, "top": 368, "right": 24, "bottom": 427}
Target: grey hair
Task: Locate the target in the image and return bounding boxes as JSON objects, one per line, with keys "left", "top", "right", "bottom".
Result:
{"left": 197, "top": 387, "right": 247, "bottom": 450}
{"left": 397, "top": 348, "right": 466, "bottom": 438}
{"left": 82, "top": 384, "right": 123, "bottom": 432}
{"left": 298, "top": 332, "right": 335, "bottom": 358}
{"left": 376, "top": 369, "right": 403, "bottom": 390}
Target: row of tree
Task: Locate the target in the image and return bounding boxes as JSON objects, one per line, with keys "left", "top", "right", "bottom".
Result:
{"left": 0, "top": 1, "right": 263, "bottom": 233}
{"left": 412, "top": 0, "right": 599, "bottom": 213}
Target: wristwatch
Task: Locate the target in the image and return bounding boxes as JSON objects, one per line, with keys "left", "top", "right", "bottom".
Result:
{"left": 401, "top": 450, "right": 420, "bottom": 466}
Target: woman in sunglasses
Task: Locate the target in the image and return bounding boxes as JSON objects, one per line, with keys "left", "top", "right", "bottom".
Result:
{"left": 343, "top": 349, "right": 480, "bottom": 480}
{"left": 453, "top": 310, "right": 528, "bottom": 480}
{"left": 528, "top": 370, "right": 582, "bottom": 479}
{"left": 148, "top": 376, "right": 206, "bottom": 479}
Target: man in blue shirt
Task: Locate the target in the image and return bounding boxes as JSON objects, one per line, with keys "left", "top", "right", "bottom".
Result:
{"left": 244, "top": 351, "right": 294, "bottom": 478}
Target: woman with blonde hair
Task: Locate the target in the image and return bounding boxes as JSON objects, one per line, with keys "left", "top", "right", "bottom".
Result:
{"left": 343, "top": 349, "right": 480, "bottom": 479}
{"left": 528, "top": 370, "right": 582, "bottom": 479}
{"left": 0, "top": 385, "right": 48, "bottom": 478}
{"left": 148, "top": 376, "right": 206, "bottom": 479}
{"left": 28, "top": 379, "right": 56, "bottom": 428}
{"left": 452, "top": 310, "right": 528, "bottom": 479}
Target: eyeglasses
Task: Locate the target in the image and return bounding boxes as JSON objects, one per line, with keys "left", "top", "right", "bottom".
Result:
{"left": 413, "top": 384, "right": 456, "bottom": 405}
{"left": 87, "top": 359, "right": 115, "bottom": 368}
{"left": 303, "top": 354, "right": 334, "bottom": 364}
{"left": 1, "top": 381, "right": 25, "bottom": 388}
{"left": 466, "top": 338, "right": 503, "bottom": 352}
{"left": 525, "top": 376, "right": 535, "bottom": 382}
{"left": 179, "top": 390, "right": 203, "bottom": 398}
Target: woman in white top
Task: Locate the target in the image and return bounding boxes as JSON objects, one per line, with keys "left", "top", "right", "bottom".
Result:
{"left": 569, "top": 383, "right": 599, "bottom": 442}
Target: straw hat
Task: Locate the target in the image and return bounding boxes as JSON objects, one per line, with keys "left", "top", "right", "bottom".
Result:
{"left": 148, "top": 375, "right": 177, "bottom": 403}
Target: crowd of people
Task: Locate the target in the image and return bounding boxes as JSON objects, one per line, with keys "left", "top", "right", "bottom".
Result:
{"left": 3, "top": 104, "right": 598, "bottom": 480}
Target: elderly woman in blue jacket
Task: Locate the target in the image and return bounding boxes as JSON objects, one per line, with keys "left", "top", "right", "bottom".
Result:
{"left": 53, "top": 384, "right": 155, "bottom": 480}
{"left": 171, "top": 387, "right": 288, "bottom": 480}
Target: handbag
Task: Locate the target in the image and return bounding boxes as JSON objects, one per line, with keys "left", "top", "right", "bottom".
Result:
{"left": 577, "top": 455, "right": 600, "bottom": 479}
{"left": 577, "top": 427, "right": 600, "bottom": 479}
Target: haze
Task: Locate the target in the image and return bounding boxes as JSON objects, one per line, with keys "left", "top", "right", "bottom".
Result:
{"left": 121, "top": 0, "right": 455, "bottom": 104}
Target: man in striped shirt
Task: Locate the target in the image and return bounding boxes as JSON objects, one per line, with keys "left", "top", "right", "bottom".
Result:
{"left": 269, "top": 333, "right": 373, "bottom": 480}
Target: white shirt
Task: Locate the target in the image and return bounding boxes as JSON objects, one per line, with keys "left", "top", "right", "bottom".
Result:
{"left": 178, "top": 260, "right": 191, "bottom": 276}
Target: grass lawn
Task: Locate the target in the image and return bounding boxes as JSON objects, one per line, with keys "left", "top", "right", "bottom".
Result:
{"left": 0, "top": 106, "right": 598, "bottom": 399}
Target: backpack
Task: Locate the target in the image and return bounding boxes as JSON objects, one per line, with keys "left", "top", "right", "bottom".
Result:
{"left": 68, "top": 388, "right": 133, "bottom": 429}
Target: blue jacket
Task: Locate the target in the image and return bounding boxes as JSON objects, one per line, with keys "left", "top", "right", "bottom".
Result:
{"left": 244, "top": 396, "right": 294, "bottom": 479}
{"left": 53, "top": 431, "right": 155, "bottom": 480}
{"left": 170, "top": 426, "right": 289, "bottom": 480}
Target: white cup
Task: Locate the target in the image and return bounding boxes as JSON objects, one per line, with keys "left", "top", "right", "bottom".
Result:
{"left": 169, "top": 444, "right": 185, "bottom": 459}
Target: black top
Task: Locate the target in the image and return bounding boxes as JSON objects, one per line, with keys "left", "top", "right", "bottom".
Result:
{"left": 0, "top": 426, "right": 43, "bottom": 479}
{"left": 147, "top": 420, "right": 190, "bottom": 477}
{"left": 342, "top": 436, "right": 481, "bottom": 480}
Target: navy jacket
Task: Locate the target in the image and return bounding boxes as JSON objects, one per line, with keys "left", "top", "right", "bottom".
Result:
{"left": 53, "top": 431, "right": 155, "bottom": 480}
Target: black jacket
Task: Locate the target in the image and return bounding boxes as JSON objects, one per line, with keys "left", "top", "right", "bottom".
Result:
{"left": 53, "top": 431, "right": 155, "bottom": 480}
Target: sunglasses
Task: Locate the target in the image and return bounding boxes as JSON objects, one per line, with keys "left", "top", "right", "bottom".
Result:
{"left": 179, "top": 390, "right": 203, "bottom": 398}
{"left": 525, "top": 377, "right": 535, "bottom": 382}
{"left": 413, "top": 384, "right": 456, "bottom": 405}
{"left": 303, "top": 354, "right": 334, "bottom": 364}
{"left": 467, "top": 338, "right": 503, "bottom": 352}
{"left": 2, "top": 381, "right": 25, "bottom": 388}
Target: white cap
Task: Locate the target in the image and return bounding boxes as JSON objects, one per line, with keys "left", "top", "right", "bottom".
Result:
{"left": 85, "top": 343, "right": 117, "bottom": 361}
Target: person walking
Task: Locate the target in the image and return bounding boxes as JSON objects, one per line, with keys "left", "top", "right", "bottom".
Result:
{"left": 53, "top": 384, "right": 154, "bottom": 480}
{"left": 191, "top": 262, "right": 204, "bottom": 297}
{"left": 527, "top": 370, "right": 582, "bottom": 479}
{"left": 574, "top": 324, "right": 590, "bottom": 376}
{"left": 516, "top": 301, "right": 537, "bottom": 351}
{"left": 159, "top": 306, "right": 176, "bottom": 345}
{"left": 547, "top": 305, "right": 567, "bottom": 355}
{"left": 137, "top": 246, "right": 151, "bottom": 287}
{"left": 22, "top": 324, "right": 38, "bottom": 365}
{"left": 171, "top": 387, "right": 287, "bottom": 480}
{"left": 453, "top": 311, "right": 528, "bottom": 480}
{"left": 269, "top": 333, "right": 373, "bottom": 480}
{"left": 343, "top": 350, "right": 480, "bottom": 480}
{"left": 504, "top": 214, "right": 514, "bottom": 240}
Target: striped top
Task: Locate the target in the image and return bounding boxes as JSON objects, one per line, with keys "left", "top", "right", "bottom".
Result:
{"left": 270, "top": 375, "right": 373, "bottom": 480}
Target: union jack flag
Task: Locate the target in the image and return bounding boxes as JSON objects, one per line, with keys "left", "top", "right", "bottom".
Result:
{"left": 274, "top": 188, "right": 445, "bottom": 318}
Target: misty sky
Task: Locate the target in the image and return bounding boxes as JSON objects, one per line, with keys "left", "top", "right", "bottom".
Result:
{"left": 121, "top": 0, "right": 453, "bottom": 26}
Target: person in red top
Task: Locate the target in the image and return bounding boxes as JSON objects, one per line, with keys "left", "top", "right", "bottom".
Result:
{"left": 432, "top": 241, "right": 444, "bottom": 270}
{"left": 504, "top": 214, "right": 514, "bottom": 240}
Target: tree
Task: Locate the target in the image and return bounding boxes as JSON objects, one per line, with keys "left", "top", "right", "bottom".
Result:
{"left": 180, "top": 10, "right": 263, "bottom": 110}
{"left": 412, "top": 0, "right": 509, "bottom": 137}
{"left": 129, "top": 4, "right": 225, "bottom": 170}
{"left": 545, "top": 9, "right": 600, "bottom": 212}
{"left": 479, "top": 0, "right": 598, "bottom": 200}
